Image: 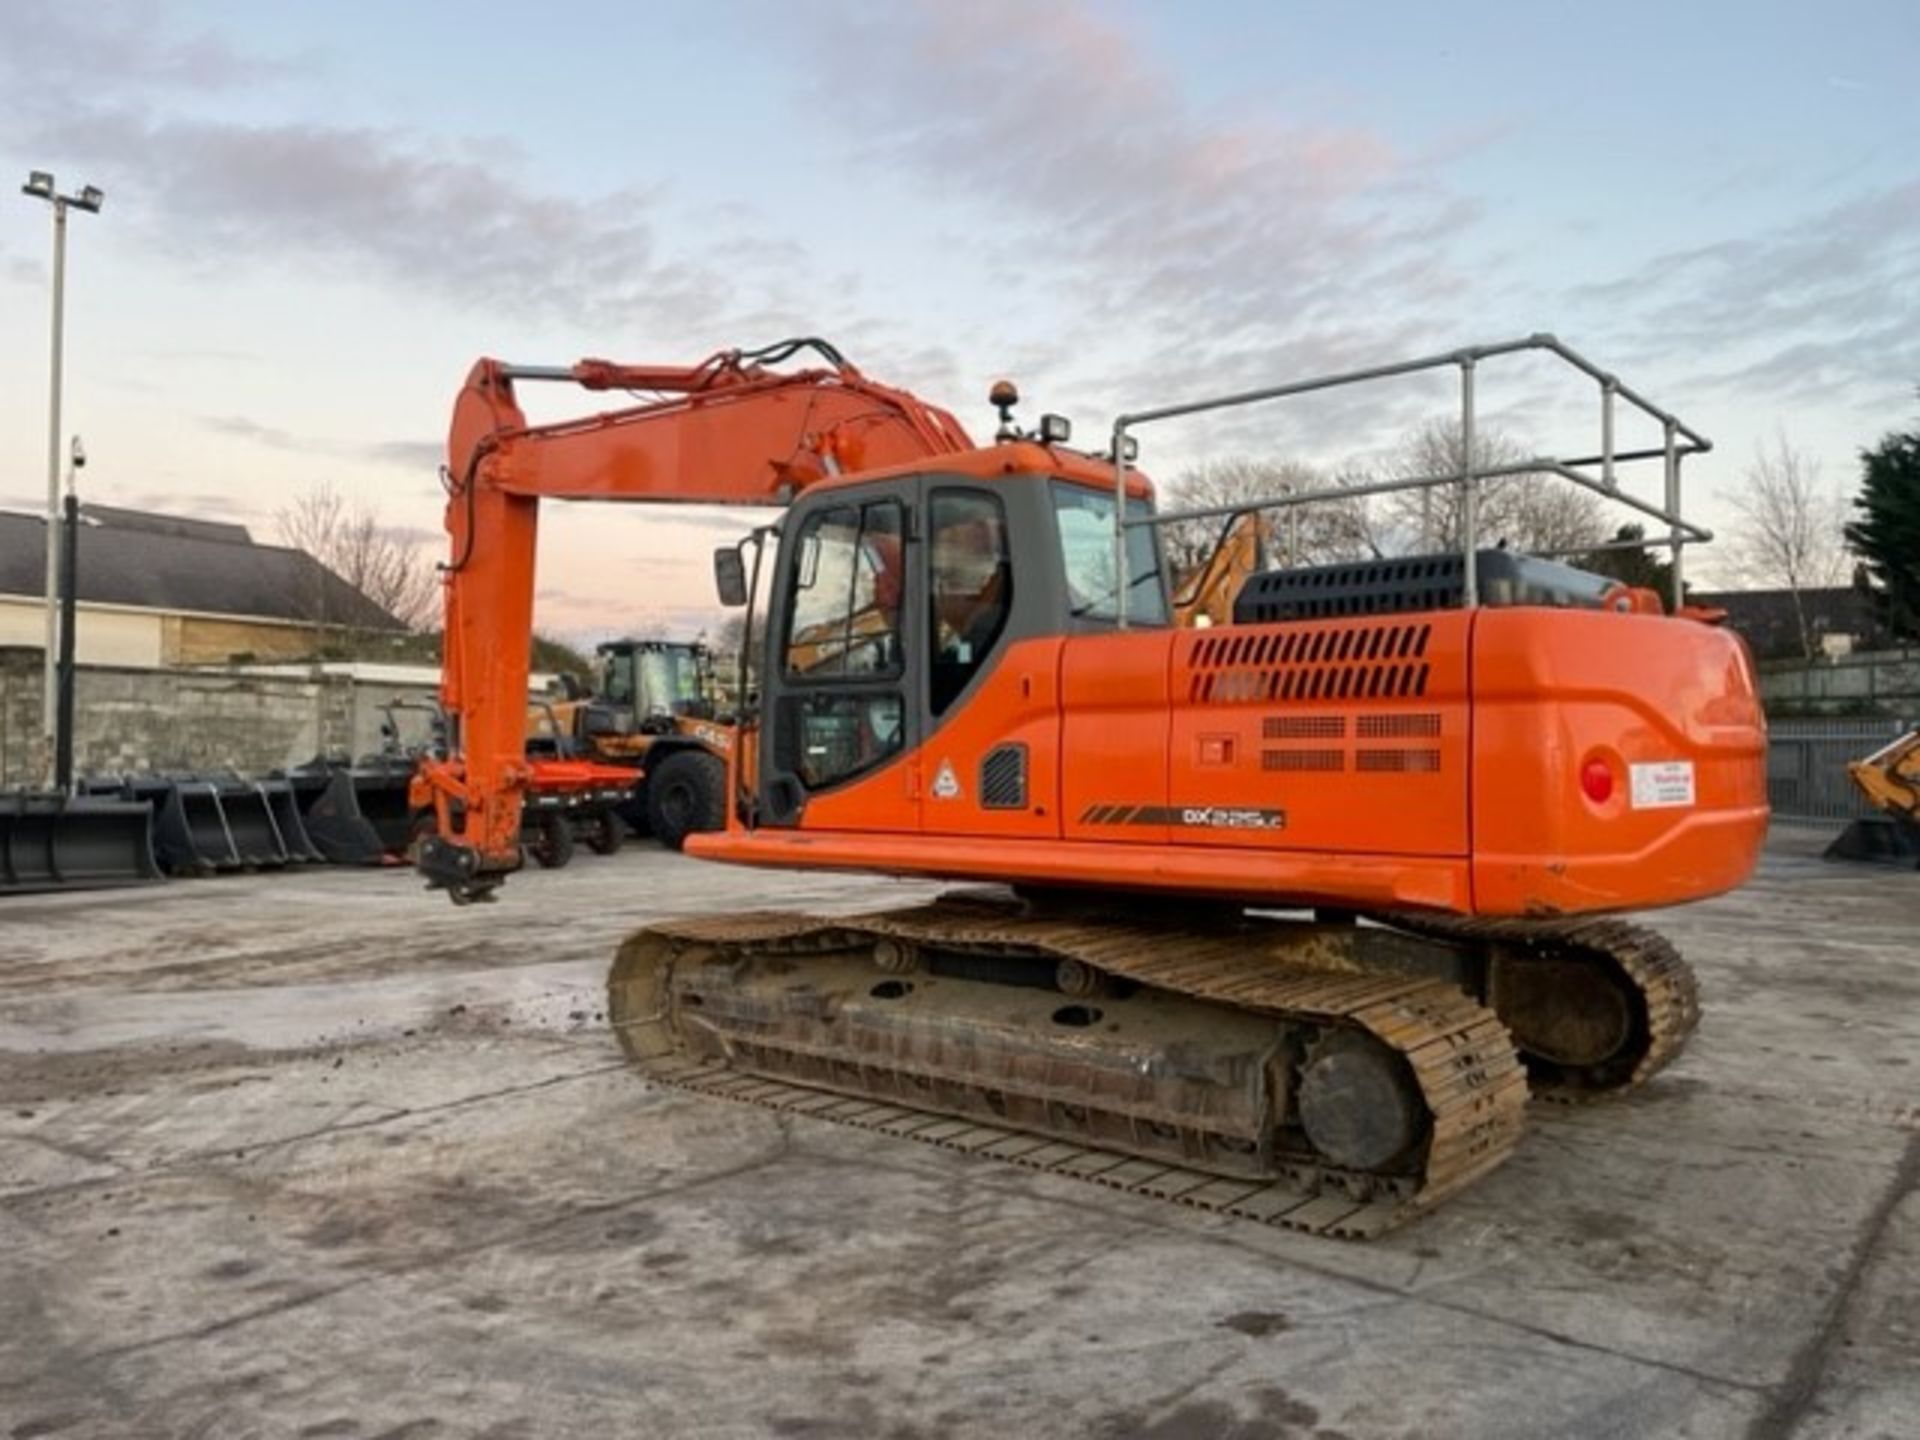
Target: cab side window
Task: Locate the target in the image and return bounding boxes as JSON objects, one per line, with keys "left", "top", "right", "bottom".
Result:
{"left": 929, "top": 490, "right": 1011, "bottom": 715}
{"left": 784, "top": 502, "right": 905, "bottom": 678}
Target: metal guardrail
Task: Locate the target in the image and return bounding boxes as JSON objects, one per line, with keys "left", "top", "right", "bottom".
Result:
{"left": 1109, "top": 333, "right": 1712, "bottom": 624}
{"left": 1766, "top": 716, "right": 1912, "bottom": 824}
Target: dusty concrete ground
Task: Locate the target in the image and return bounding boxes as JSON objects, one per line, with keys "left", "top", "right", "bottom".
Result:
{"left": 1, "top": 830, "right": 1914, "bottom": 1440}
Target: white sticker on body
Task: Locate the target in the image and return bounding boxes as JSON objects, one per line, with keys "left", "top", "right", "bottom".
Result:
{"left": 931, "top": 760, "right": 963, "bottom": 801}
{"left": 1629, "top": 760, "right": 1695, "bottom": 809}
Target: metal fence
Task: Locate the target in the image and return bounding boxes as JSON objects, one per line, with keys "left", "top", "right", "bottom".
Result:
{"left": 1767, "top": 716, "right": 1913, "bottom": 824}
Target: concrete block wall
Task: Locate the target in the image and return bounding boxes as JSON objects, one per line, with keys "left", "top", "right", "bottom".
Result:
{"left": 0, "top": 651, "right": 436, "bottom": 785}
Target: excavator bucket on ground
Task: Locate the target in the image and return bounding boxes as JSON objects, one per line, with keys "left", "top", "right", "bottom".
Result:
{"left": 350, "top": 758, "right": 419, "bottom": 855}
{"left": 139, "top": 778, "right": 242, "bottom": 874}
{"left": 282, "top": 765, "right": 392, "bottom": 865}
{"left": 256, "top": 778, "right": 326, "bottom": 863}
{"left": 1826, "top": 815, "right": 1920, "bottom": 867}
{"left": 0, "top": 791, "right": 162, "bottom": 895}
{"left": 210, "top": 777, "right": 290, "bottom": 867}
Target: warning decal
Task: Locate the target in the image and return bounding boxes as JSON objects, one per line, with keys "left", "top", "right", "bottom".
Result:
{"left": 1629, "top": 760, "right": 1696, "bottom": 810}
{"left": 931, "top": 760, "right": 963, "bottom": 801}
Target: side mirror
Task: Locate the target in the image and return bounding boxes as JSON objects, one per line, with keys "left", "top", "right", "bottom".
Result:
{"left": 713, "top": 546, "right": 749, "bottom": 607}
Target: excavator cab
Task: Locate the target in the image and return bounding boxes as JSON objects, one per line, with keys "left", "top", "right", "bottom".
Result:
{"left": 740, "top": 458, "right": 1170, "bottom": 829}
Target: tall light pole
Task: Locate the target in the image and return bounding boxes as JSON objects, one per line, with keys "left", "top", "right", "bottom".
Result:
{"left": 20, "top": 171, "right": 103, "bottom": 786}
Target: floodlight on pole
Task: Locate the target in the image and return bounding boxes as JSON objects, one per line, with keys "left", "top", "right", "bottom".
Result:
{"left": 19, "top": 170, "right": 104, "bottom": 786}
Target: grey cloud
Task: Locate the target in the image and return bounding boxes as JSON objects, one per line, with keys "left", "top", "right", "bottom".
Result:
{"left": 198, "top": 415, "right": 444, "bottom": 472}
{"left": 361, "top": 441, "right": 445, "bottom": 471}
{"left": 1571, "top": 181, "right": 1920, "bottom": 407}
{"left": 201, "top": 415, "right": 300, "bottom": 450}
{"left": 1, "top": 0, "right": 295, "bottom": 100}
{"left": 0, "top": 4, "right": 806, "bottom": 343}
{"left": 37, "top": 108, "right": 714, "bottom": 334}
{"left": 780, "top": 1, "right": 1477, "bottom": 449}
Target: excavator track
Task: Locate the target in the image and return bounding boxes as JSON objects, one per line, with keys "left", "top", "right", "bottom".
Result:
{"left": 609, "top": 899, "right": 1529, "bottom": 1239}
{"left": 1369, "top": 913, "right": 1700, "bottom": 1103}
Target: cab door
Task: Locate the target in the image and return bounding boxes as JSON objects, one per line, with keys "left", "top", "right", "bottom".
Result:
{"left": 916, "top": 481, "right": 1062, "bottom": 839}
{"left": 756, "top": 482, "right": 922, "bottom": 832}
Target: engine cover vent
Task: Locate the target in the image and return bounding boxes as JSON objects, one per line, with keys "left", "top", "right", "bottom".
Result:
{"left": 1233, "top": 549, "right": 1619, "bottom": 625}
{"left": 1189, "top": 623, "right": 1431, "bottom": 706}
{"left": 1357, "top": 748, "right": 1442, "bottom": 774}
{"left": 1357, "top": 713, "right": 1442, "bottom": 739}
{"left": 1261, "top": 749, "right": 1344, "bottom": 772}
{"left": 1262, "top": 715, "right": 1346, "bottom": 739}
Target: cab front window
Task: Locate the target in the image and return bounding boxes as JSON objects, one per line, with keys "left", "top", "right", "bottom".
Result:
{"left": 1052, "top": 482, "right": 1168, "bottom": 625}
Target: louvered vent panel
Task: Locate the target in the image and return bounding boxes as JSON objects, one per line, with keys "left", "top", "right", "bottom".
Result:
{"left": 1262, "top": 715, "right": 1346, "bottom": 739}
{"left": 1261, "top": 749, "right": 1345, "bottom": 772}
{"left": 1188, "top": 624, "right": 1432, "bottom": 706}
{"left": 1356, "top": 713, "right": 1442, "bottom": 739}
{"left": 1356, "top": 748, "right": 1442, "bottom": 774}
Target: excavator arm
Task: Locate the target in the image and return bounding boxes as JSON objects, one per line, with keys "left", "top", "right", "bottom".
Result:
{"left": 1172, "top": 510, "right": 1266, "bottom": 628}
{"left": 419, "top": 339, "right": 972, "bottom": 901}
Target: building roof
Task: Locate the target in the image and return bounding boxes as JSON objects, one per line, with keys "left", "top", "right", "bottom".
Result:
{"left": 77, "top": 503, "right": 254, "bottom": 546}
{"left": 0, "top": 506, "right": 403, "bottom": 631}
{"left": 1691, "top": 586, "right": 1889, "bottom": 660}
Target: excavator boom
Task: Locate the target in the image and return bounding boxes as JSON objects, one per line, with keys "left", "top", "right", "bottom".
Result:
{"left": 420, "top": 340, "right": 971, "bottom": 898}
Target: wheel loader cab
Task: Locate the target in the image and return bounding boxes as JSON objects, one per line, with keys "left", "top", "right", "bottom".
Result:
{"left": 753, "top": 465, "right": 1167, "bottom": 829}
{"left": 598, "top": 641, "right": 714, "bottom": 734}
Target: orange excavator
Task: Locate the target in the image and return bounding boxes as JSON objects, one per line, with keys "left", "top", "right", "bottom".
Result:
{"left": 419, "top": 335, "right": 1768, "bottom": 1237}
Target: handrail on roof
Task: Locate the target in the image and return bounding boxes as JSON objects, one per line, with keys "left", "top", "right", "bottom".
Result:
{"left": 1107, "top": 334, "right": 1711, "bottom": 623}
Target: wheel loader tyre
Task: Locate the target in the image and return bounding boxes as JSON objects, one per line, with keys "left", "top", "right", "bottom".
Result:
{"left": 529, "top": 812, "right": 575, "bottom": 869}
{"left": 585, "top": 811, "right": 625, "bottom": 856}
{"left": 645, "top": 751, "right": 726, "bottom": 851}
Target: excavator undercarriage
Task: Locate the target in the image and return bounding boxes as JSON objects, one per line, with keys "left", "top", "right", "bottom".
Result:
{"left": 608, "top": 891, "right": 1698, "bottom": 1237}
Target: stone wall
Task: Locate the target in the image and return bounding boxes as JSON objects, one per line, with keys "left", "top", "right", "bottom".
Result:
{"left": 0, "top": 650, "right": 438, "bottom": 784}
{"left": 1759, "top": 647, "right": 1920, "bottom": 718}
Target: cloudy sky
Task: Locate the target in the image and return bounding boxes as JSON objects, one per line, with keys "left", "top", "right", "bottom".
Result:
{"left": 2, "top": 0, "right": 1914, "bottom": 641}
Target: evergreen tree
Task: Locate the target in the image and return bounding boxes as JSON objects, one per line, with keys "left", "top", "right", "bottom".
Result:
{"left": 1844, "top": 427, "right": 1920, "bottom": 641}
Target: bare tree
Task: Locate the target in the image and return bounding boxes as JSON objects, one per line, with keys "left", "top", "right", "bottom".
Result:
{"left": 1161, "top": 458, "right": 1376, "bottom": 586}
{"left": 275, "top": 483, "right": 439, "bottom": 636}
{"left": 1371, "top": 420, "right": 1606, "bottom": 556}
{"left": 1725, "top": 434, "right": 1851, "bottom": 660}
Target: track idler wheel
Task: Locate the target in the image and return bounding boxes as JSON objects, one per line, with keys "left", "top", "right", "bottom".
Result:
{"left": 1296, "top": 1031, "right": 1428, "bottom": 1173}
